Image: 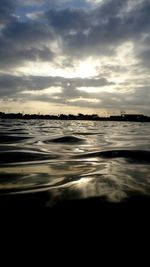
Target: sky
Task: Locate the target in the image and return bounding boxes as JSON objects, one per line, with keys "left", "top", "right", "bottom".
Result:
{"left": 0, "top": 0, "right": 150, "bottom": 115}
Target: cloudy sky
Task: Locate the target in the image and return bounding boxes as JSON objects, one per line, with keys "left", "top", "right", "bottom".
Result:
{"left": 0, "top": 0, "right": 150, "bottom": 115}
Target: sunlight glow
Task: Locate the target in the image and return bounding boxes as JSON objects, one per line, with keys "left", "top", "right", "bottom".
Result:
{"left": 77, "top": 86, "right": 119, "bottom": 93}
{"left": 67, "top": 97, "right": 101, "bottom": 103}
{"left": 75, "top": 58, "right": 97, "bottom": 78}
{"left": 22, "top": 87, "right": 62, "bottom": 95}
{"left": 17, "top": 57, "right": 98, "bottom": 78}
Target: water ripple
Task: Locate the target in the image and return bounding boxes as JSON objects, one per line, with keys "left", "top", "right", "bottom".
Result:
{"left": 0, "top": 147, "right": 59, "bottom": 165}
{"left": 0, "top": 119, "right": 150, "bottom": 206}
{"left": 74, "top": 149, "right": 150, "bottom": 163}
{"left": 0, "top": 134, "right": 31, "bottom": 144}
{"left": 44, "top": 135, "right": 84, "bottom": 144}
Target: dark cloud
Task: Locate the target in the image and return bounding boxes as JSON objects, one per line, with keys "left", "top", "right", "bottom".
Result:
{"left": 138, "top": 49, "right": 150, "bottom": 64}
{"left": 0, "top": 0, "right": 17, "bottom": 24}
{"left": 0, "top": 75, "right": 51, "bottom": 96}
{"left": 0, "top": 20, "right": 54, "bottom": 69}
{"left": 0, "top": 75, "right": 112, "bottom": 96}
{"left": 54, "top": 76, "right": 114, "bottom": 87}
{"left": 19, "top": 0, "right": 89, "bottom": 9}
{"left": 2, "top": 20, "right": 53, "bottom": 45}
{"left": 44, "top": 0, "right": 150, "bottom": 57}
{"left": 96, "top": 0, "right": 127, "bottom": 17}
{"left": 46, "top": 8, "right": 89, "bottom": 34}
{"left": 134, "top": 35, "right": 150, "bottom": 69}
{"left": 46, "top": 87, "right": 150, "bottom": 111}
{"left": 0, "top": 44, "right": 55, "bottom": 69}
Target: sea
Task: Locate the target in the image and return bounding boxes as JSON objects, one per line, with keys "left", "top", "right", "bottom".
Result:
{"left": 0, "top": 118, "right": 150, "bottom": 208}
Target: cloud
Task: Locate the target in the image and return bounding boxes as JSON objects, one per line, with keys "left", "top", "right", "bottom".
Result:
{"left": 0, "top": 0, "right": 150, "bottom": 114}
{"left": 0, "top": 75, "right": 112, "bottom": 96}
{"left": 0, "top": 20, "right": 55, "bottom": 70}
{"left": 46, "top": 8, "right": 89, "bottom": 34}
{"left": 44, "top": 0, "right": 150, "bottom": 58}
{"left": 2, "top": 20, "right": 53, "bottom": 45}
{"left": 1, "top": 72, "right": 149, "bottom": 113}
{"left": 1, "top": 0, "right": 150, "bottom": 69}
{"left": 0, "top": 0, "right": 17, "bottom": 25}
{"left": 18, "top": 0, "right": 90, "bottom": 10}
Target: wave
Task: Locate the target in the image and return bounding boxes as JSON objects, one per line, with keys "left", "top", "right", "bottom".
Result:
{"left": 75, "top": 149, "right": 150, "bottom": 163}
{"left": 0, "top": 120, "right": 150, "bottom": 206}
{"left": 0, "top": 134, "right": 31, "bottom": 144}
{"left": 0, "top": 148, "right": 59, "bottom": 165}
{"left": 44, "top": 135, "right": 84, "bottom": 144}
{"left": 73, "top": 132, "right": 103, "bottom": 135}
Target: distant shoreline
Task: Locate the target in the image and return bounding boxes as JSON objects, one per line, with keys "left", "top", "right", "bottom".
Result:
{"left": 0, "top": 112, "right": 150, "bottom": 122}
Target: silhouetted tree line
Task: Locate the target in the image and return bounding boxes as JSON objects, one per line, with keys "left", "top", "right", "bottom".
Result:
{"left": 0, "top": 112, "right": 149, "bottom": 122}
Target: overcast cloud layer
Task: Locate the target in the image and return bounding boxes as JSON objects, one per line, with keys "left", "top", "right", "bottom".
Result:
{"left": 0, "top": 0, "right": 150, "bottom": 115}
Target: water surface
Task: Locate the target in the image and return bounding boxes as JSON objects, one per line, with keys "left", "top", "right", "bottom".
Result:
{"left": 0, "top": 119, "right": 150, "bottom": 207}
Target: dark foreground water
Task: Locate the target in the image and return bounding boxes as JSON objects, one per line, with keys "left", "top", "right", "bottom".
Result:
{"left": 0, "top": 119, "right": 150, "bottom": 208}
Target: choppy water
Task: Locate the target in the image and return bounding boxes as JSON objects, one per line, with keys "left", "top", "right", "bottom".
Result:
{"left": 0, "top": 119, "right": 150, "bottom": 207}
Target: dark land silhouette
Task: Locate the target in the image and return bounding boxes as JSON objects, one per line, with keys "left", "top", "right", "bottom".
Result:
{"left": 0, "top": 112, "right": 150, "bottom": 122}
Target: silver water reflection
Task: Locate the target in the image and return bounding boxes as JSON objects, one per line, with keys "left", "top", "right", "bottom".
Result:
{"left": 0, "top": 119, "right": 150, "bottom": 205}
